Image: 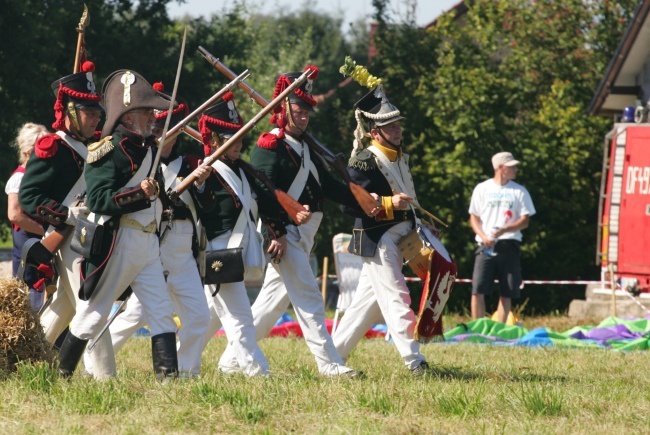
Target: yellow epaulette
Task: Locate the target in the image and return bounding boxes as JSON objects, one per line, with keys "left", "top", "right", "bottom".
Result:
{"left": 87, "top": 136, "right": 114, "bottom": 163}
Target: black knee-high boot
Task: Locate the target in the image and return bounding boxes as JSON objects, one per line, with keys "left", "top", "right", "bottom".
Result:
{"left": 151, "top": 332, "right": 178, "bottom": 381}
{"left": 53, "top": 326, "right": 70, "bottom": 351}
{"left": 58, "top": 332, "right": 88, "bottom": 377}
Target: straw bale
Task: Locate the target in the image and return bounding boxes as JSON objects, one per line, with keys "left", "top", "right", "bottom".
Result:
{"left": 0, "top": 277, "right": 54, "bottom": 377}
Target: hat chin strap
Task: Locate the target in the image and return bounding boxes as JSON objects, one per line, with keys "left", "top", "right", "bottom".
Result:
{"left": 377, "top": 127, "right": 401, "bottom": 149}
{"left": 66, "top": 102, "right": 85, "bottom": 140}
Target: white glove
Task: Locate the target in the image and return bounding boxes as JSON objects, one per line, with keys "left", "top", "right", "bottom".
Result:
{"left": 66, "top": 206, "right": 89, "bottom": 226}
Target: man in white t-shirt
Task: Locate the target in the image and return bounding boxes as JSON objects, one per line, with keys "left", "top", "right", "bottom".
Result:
{"left": 468, "top": 152, "right": 535, "bottom": 322}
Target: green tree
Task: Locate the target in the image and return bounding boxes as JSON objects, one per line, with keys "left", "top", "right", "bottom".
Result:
{"left": 191, "top": 3, "right": 370, "bottom": 263}
{"left": 368, "top": 0, "right": 637, "bottom": 313}
{"left": 0, "top": 0, "right": 180, "bottom": 239}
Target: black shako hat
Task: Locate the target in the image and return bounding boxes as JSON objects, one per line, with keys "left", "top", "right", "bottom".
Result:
{"left": 197, "top": 91, "right": 245, "bottom": 156}
{"left": 50, "top": 61, "right": 103, "bottom": 130}
{"left": 353, "top": 85, "right": 404, "bottom": 127}
{"left": 100, "top": 69, "right": 169, "bottom": 137}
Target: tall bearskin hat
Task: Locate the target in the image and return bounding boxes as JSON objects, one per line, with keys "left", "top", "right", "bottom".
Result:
{"left": 352, "top": 85, "right": 405, "bottom": 151}
{"left": 197, "top": 91, "right": 244, "bottom": 156}
{"left": 151, "top": 82, "right": 190, "bottom": 129}
{"left": 50, "top": 61, "right": 103, "bottom": 131}
{"left": 100, "top": 69, "right": 169, "bottom": 137}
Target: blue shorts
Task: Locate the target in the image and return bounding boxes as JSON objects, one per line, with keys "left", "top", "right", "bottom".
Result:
{"left": 471, "top": 240, "right": 522, "bottom": 299}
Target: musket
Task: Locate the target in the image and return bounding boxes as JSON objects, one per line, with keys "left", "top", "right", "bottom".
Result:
{"left": 158, "top": 69, "right": 251, "bottom": 148}
{"left": 149, "top": 27, "right": 187, "bottom": 179}
{"left": 73, "top": 4, "right": 90, "bottom": 73}
{"left": 180, "top": 125, "right": 308, "bottom": 224}
{"left": 43, "top": 225, "right": 74, "bottom": 252}
{"left": 168, "top": 68, "right": 314, "bottom": 201}
{"left": 197, "top": 46, "right": 379, "bottom": 216}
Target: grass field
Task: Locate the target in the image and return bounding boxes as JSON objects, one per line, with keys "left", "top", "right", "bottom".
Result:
{"left": 2, "top": 314, "right": 649, "bottom": 434}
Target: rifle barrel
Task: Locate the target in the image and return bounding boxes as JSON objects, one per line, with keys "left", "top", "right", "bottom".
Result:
{"left": 197, "top": 47, "right": 379, "bottom": 215}
{"left": 169, "top": 68, "right": 312, "bottom": 200}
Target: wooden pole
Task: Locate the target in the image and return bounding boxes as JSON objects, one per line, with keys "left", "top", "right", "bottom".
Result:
{"left": 609, "top": 263, "right": 617, "bottom": 317}
{"left": 321, "top": 256, "right": 329, "bottom": 308}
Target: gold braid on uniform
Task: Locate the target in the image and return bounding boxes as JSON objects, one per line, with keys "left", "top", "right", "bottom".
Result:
{"left": 87, "top": 136, "right": 114, "bottom": 163}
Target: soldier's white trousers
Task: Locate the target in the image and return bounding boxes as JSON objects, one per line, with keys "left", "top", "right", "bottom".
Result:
{"left": 221, "top": 213, "right": 354, "bottom": 376}
{"left": 203, "top": 230, "right": 269, "bottom": 376}
{"left": 84, "top": 220, "right": 209, "bottom": 376}
{"left": 70, "top": 227, "right": 176, "bottom": 345}
{"left": 332, "top": 221, "right": 426, "bottom": 370}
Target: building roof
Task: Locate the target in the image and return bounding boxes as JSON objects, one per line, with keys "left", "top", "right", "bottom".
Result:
{"left": 589, "top": 0, "right": 650, "bottom": 117}
{"left": 424, "top": 1, "right": 468, "bottom": 29}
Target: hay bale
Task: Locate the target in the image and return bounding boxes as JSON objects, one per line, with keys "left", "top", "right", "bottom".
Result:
{"left": 0, "top": 277, "right": 55, "bottom": 377}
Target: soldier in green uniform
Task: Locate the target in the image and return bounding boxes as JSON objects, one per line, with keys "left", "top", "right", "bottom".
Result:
{"left": 84, "top": 84, "right": 214, "bottom": 378}
{"left": 197, "top": 91, "right": 307, "bottom": 376}
{"left": 18, "top": 61, "right": 106, "bottom": 355}
{"left": 219, "top": 66, "right": 363, "bottom": 377}
{"left": 57, "top": 70, "right": 181, "bottom": 380}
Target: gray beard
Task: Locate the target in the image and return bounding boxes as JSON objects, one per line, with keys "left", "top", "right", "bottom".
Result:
{"left": 122, "top": 121, "right": 151, "bottom": 138}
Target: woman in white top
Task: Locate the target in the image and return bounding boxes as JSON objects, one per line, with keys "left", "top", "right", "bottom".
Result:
{"left": 5, "top": 123, "right": 47, "bottom": 310}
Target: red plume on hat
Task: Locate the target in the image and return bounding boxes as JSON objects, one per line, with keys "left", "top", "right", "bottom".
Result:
{"left": 152, "top": 81, "right": 188, "bottom": 122}
{"left": 52, "top": 61, "right": 102, "bottom": 131}
{"left": 198, "top": 91, "right": 243, "bottom": 156}
{"left": 269, "top": 65, "right": 319, "bottom": 138}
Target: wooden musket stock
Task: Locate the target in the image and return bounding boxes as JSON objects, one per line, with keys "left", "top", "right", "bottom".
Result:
{"left": 168, "top": 68, "right": 313, "bottom": 201}
{"left": 160, "top": 69, "right": 250, "bottom": 148}
{"left": 180, "top": 126, "right": 307, "bottom": 224}
{"left": 197, "top": 46, "right": 378, "bottom": 215}
{"left": 41, "top": 225, "right": 74, "bottom": 253}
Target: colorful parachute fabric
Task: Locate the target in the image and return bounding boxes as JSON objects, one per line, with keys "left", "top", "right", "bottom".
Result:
{"left": 444, "top": 317, "right": 650, "bottom": 350}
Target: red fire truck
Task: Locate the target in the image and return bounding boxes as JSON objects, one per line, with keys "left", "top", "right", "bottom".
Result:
{"left": 598, "top": 124, "right": 650, "bottom": 293}
{"left": 590, "top": 2, "right": 650, "bottom": 294}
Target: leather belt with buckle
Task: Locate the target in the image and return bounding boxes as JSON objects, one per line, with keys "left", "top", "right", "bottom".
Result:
{"left": 119, "top": 217, "right": 157, "bottom": 233}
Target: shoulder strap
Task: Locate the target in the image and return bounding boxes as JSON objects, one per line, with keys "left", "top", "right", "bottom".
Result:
{"left": 368, "top": 145, "right": 420, "bottom": 224}
{"left": 56, "top": 131, "right": 88, "bottom": 162}
{"left": 274, "top": 128, "right": 319, "bottom": 200}
{"left": 56, "top": 132, "right": 89, "bottom": 207}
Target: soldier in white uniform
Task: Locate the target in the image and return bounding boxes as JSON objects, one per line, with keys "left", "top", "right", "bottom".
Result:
{"left": 197, "top": 92, "right": 311, "bottom": 376}
{"left": 332, "top": 86, "right": 432, "bottom": 377}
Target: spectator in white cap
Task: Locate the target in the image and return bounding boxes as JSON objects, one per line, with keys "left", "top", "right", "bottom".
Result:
{"left": 468, "top": 151, "right": 535, "bottom": 323}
